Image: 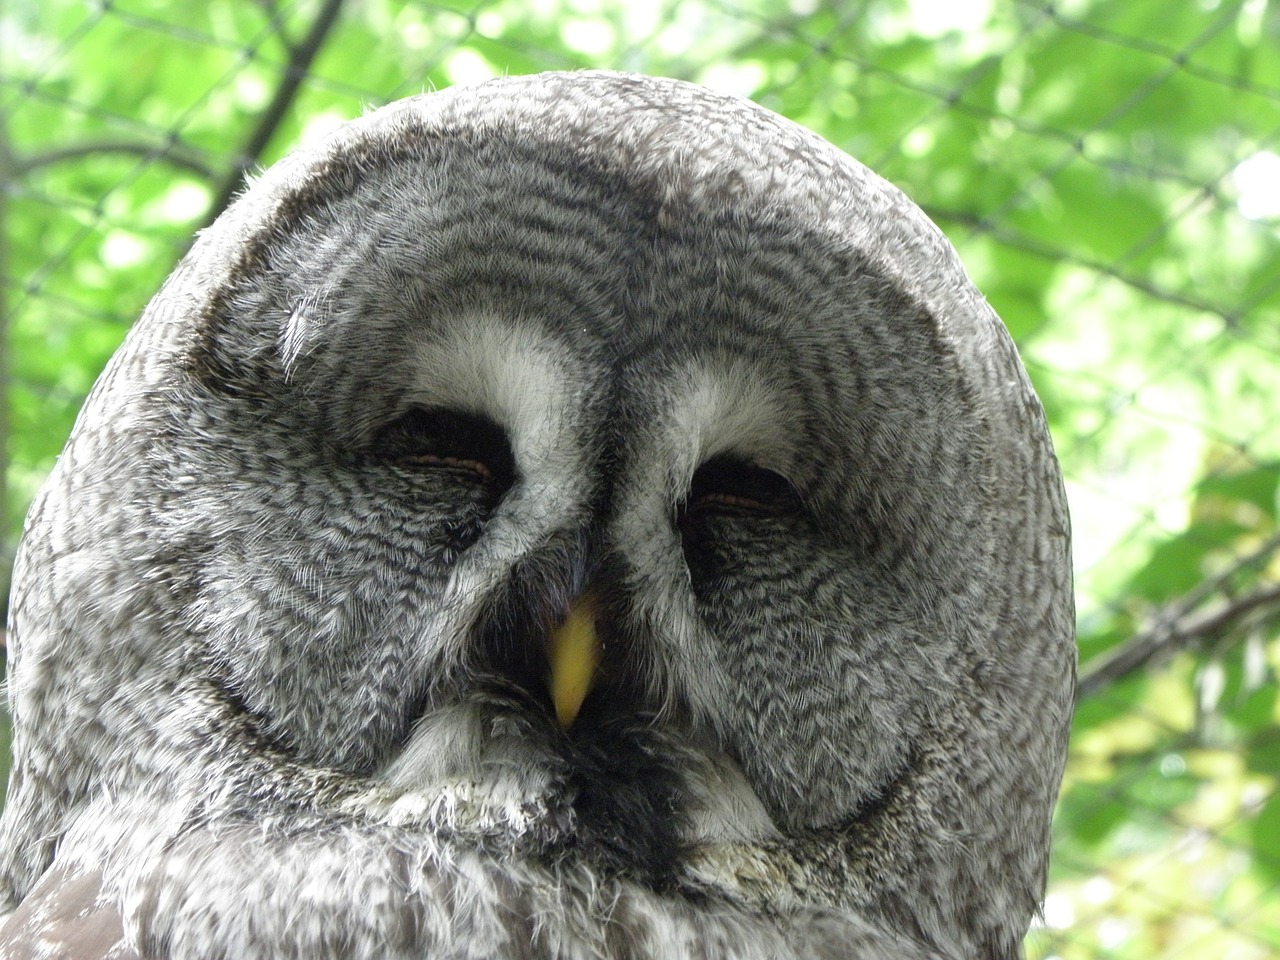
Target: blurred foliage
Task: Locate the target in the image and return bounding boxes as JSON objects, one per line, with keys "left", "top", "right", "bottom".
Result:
{"left": 3, "top": 0, "right": 1280, "bottom": 956}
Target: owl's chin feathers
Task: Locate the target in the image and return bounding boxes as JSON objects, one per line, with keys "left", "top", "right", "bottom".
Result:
{"left": 17, "top": 812, "right": 941, "bottom": 960}
{"left": 370, "top": 693, "right": 781, "bottom": 848}
{"left": 14, "top": 693, "right": 901, "bottom": 960}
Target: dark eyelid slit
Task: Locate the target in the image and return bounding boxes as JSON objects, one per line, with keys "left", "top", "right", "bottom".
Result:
{"left": 395, "top": 452, "right": 493, "bottom": 479}
{"left": 372, "top": 408, "right": 516, "bottom": 491}
{"left": 693, "top": 490, "right": 788, "bottom": 516}
{"left": 683, "top": 454, "right": 800, "bottom": 518}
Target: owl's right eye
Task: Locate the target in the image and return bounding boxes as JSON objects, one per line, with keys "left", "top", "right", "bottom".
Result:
{"left": 371, "top": 408, "right": 517, "bottom": 494}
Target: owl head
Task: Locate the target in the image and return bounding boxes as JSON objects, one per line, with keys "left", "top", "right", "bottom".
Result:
{"left": 1, "top": 72, "right": 1073, "bottom": 959}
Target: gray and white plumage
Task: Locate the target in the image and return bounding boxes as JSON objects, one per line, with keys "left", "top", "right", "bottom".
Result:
{"left": 0, "top": 71, "right": 1074, "bottom": 959}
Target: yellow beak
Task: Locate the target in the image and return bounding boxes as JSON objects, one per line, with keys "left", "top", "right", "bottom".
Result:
{"left": 547, "top": 593, "right": 600, "bottom": 729}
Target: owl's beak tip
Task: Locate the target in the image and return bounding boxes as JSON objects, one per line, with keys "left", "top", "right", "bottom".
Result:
{"left": 547, "top": 592, "right": 601, "bottom": 729}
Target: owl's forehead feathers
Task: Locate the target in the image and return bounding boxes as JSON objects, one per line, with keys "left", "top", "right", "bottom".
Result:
{"left": 192, "top": 72, "right": 991, "bottom": 400}
{"left": 214, "top": 71, "right": 970, "bottom": 338}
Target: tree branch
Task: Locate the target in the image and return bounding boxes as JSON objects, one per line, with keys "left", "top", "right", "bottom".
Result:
{"left": 1166, "top": 530, "right": 1280, "bottom": 618}
{"left": 10, "top": 140, "right": 215, "bottom": 179}
{"left": 1078, "top": 577, "right": 1280, "bottom": 699}
{"left": 203, "top": 0, "right": 347, "bottom": 224}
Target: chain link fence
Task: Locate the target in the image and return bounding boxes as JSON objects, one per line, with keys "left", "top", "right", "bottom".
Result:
{"left": 3, "top": 1, "right": 1280, "bottom": 957}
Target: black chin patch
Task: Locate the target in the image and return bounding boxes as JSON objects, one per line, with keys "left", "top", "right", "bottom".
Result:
{"left": 562, "top": 718, "right": 689, "bottom": 891}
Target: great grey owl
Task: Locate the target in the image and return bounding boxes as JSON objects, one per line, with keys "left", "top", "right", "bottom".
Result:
{"left": 0, "top": 71, "right": 1074, "bottom": 959}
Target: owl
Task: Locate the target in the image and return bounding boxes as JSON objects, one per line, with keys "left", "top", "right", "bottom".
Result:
{"left": 0, "top": 71, "right": 1074, "bottom": 959}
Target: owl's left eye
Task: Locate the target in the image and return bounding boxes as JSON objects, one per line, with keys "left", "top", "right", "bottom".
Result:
{"left": 678, "top": 456, "right": 804, "bottom": 586}
{"left": 682, "top": 455, "right": 800, "bottom": 518}
{"left": 371, "top": 408, "right": 516, "bottom": 492}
